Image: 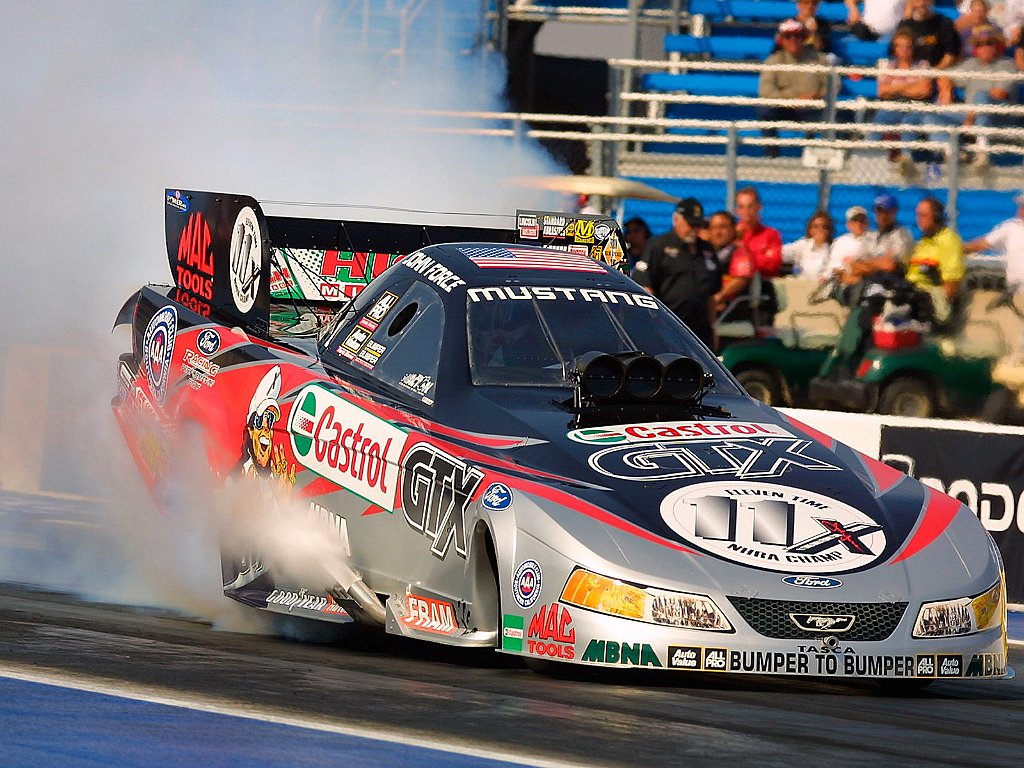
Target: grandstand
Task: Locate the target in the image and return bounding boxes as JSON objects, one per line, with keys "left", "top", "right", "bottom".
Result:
{"left": 501, "top": 0, "right": 1024, "bottom": 244}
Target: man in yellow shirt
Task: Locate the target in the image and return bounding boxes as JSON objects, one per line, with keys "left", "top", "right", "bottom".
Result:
{"left": 906, "top": 197, "right": 965, "bottom": 325}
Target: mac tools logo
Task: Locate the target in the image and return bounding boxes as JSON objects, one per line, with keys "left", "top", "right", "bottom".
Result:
{"left": 660, "top": 481, "right": 886, "bottom": 573}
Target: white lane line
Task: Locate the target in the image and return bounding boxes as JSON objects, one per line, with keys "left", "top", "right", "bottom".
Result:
{"left": 0, "top": 663, "right": 585, "bottom": 768}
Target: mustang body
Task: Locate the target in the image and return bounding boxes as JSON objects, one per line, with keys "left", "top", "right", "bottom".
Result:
{"left": 112, "top": 190, "right": 1009, "bottom": 680}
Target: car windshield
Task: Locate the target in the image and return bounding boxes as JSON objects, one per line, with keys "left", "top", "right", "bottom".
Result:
{"left": 466, "top": 286, "right": 732, "bottom": 389}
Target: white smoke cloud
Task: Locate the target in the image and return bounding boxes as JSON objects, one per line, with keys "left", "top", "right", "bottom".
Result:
{"left": 0, "top": 1, "right": 562, "bottom": 623}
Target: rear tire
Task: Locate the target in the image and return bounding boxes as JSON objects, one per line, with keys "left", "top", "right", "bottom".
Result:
{"left": 878, "top": 377, "right": 935, "bottom": 418}
{"left": 736, "top": 367, "right": 784, "bottom": 406}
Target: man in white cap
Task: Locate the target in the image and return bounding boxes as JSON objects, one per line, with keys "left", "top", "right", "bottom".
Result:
{"left": 832, "top": 206, "right": 879, "bottom": 278}
{"left": 757, "top": 18, "right": 828, "bottom": 158}
{"left": 966, "top": 191, "right": 1024, "bottom": 356}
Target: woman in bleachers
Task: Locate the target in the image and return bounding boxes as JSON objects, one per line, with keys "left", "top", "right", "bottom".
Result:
{"left": 872, "top": 29, "right": 937, "bottom": 175}
{"left": 793, "top": 0, "right": 834, "bottom": 54}
{"left": 783, "top": 210, "right": 837, "bottom": 280}
{"left": 956, "top": 0, "right": 1004, "bottom": 54}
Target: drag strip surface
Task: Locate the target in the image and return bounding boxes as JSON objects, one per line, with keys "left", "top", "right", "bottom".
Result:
{"left": 1, "top": 585, "right": 1022, "bottom": 768}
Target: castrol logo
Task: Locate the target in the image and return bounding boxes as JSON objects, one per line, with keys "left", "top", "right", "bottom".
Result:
{"left": 289, "top": 384, "right": 407, "bottom": 509}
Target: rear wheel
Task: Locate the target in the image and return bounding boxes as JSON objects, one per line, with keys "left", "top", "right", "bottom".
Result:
{"left": 878, "top": 377, "right": 935, "bottom": 418}
{"left": 736, "top": 367, "right": 784, "bottom": 406}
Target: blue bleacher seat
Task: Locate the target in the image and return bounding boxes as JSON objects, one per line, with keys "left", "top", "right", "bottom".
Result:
{"left": 664, "top": 34, "right": 775, "bottom": 60}
{"left": 642, "top": 72, "right": 761, "bottom": 98}
{"left": 831, "top": 35, "right": 889, "bottom": 66}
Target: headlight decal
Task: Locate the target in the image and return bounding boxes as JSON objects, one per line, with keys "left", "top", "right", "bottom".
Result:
{"left": 560, "top": 567, "right": 732, "bottom": 632}
{"left": 913, "top": 579, "right": 1005, "bottom": 639}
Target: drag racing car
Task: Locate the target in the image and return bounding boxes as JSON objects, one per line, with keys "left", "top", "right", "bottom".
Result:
{"left": 112, "top": 189, "right": 1010, "bottom": 682}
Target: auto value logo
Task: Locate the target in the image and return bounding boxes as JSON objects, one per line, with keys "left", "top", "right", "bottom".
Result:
{"left": 568, "top": 420, "right": 792, "bottom": 445}
{"left": 660, "top": 481, "right": 887, "bottom": 574}
{"left": 288, "top": 384, "right": 407, "bottom": 510}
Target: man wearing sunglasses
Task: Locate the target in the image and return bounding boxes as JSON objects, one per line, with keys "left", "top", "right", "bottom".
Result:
{"left": 929, "top": 24, "right": 1018, "bottom": 167}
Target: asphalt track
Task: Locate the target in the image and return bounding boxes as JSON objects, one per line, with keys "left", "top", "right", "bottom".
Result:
{"left": 3, "top": 492, "right": 1024, "bottom": 767}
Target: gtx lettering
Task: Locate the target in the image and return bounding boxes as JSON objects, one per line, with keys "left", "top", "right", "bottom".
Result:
{"left": 402, "top": 444, "right": 483, "bottom": 560}
{"left": 590, "top": 437, "right": 839, "bottom": 481}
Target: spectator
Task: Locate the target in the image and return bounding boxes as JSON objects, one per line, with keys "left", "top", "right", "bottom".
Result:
{"left": 633, "top": 198, "right": 721, "bottom": 349}
{"left": 706, "top": 210, "right": 739, "bottom": 269}
{"left": 757, "top": 19, "right": 828, "bottom": 159}
{"left": 794, "top": 0, "right": 834, "bottom": 54}
{"left": 842, "top": 193, "right": 915, "bottom": 283}
{"left": 964, "top": 190, "right": 1024, "bottom": 358}
{"left": 906, "top": 197, "right": 966, "bottom": 324}
{"left": 623, "top": 216, "right": 651, "bottom": 272}
{"left": 957, "top": 0, "right": 1004, "bottom": 54}
{"left": 1005, "top": 0, "right": 1024, "bottom": 68}
{"left": 896, "top": 0, "right": 963, "bottom": 68}
{"left": 929, "top": 24, "right": 1019, "bottom": 168}
{"left": 714, "top": 187, "right": 784, "bottom": 326}
{"left": 845, "top": 0, "right": 907, "bottom": 41}
{"left": 872, "top": 29, "right": 937, "bottom": 174}
{"left": 871, "top": 192, "right": 916, "bottom": 267}
{"left": 832, "top": 206, "right": 880, "bottom": 278}
{"left": 782, "top": 210, "right": 837, "bottom": 280}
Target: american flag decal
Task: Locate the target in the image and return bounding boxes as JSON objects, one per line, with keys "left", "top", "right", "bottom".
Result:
{"left": 460, "top": 246, "right": 606, "bottom": 273}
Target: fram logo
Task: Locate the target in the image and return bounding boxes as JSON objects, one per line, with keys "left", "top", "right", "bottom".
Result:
{"left": 660, "top": 481, "right": 887, "bottom": 573}
{"left": 402, "top": 594, "right": 460, "bottom": 635}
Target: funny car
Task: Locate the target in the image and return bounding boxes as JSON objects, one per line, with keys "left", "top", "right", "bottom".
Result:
{"left": 112, "top": 189, "right": 1010, "bottom": 682}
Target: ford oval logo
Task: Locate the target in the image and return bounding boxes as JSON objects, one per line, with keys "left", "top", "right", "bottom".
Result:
{"left": 481, "top": 482, "right": 512, "bottom": 511}
{"left": 782, "top": 575, "right": 843, "bottom": 589}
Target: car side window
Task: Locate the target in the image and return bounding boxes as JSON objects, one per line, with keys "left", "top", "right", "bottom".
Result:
{"left": 328, "top": 280, "right": 443, "bottom": 404}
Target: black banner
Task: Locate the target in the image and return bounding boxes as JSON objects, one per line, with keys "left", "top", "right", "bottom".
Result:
{"left": 880, "top": 426, "right": 1024, "bottom": 603}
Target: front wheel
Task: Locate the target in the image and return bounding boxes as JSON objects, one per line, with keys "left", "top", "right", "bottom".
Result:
{"left": 878, "top": 377, "right": 935, "bottom": 418}
{"left": 736, "top": 367, "right": 784, "bottom": 406}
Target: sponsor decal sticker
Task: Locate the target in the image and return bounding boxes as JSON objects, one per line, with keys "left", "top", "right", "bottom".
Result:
{"left": 936, "top": 654, "right": 963, "bottom": 677}
{"left": 481, "top": 482, "right": 512, "bottom": 511}
{"left": 288, "top": 384, "right": 406, "bottom": 509}
{"left": 196, "top": 328, "right": 221, "bottom": 355}
{"left": 341, "top": 326, "right": 371, "bottom": 355}
{"left": 229, "top": 206, "right": 262, "bottom": 314}
{"left": 367, "top": 291, "right": 399, "bottom": 323}
{"left": 518, "top": 214, "right": 539, "bottom": 239}
{"left": 781, "top": 575, "right": 844, "bottom": 589}
{"left": 965, "top": 652, "right": 1005, "bottom": 677}
{"left": 266, "top": 588, "right": 349, "bottom": 616}
{"left": 594, "top": 221, "right": 612, "bottom": 240}
{"left": 402, "top": 594, "right": 460, "bottom": 635}
{"left": 398, "top": 373, "right": 434, "bottom": 397}
{"left": 401, "top": 443, "right": 483, "bottom": 560}
{"left": 181, "top": 348, "right": 219, "bottom": 389}
{"left": 581, "top": 640, "right": 662, "bottom": 668}
{"left": 568, "top": 420, "right": 792, "bottom": 445}
{"left": 589, "top": 435, "right": 840, "bottom": 482}
{"left": 527, "top": 603, "right": 575, "bottom": 660}
{"left": 667, "top": 646, "right": 730, "bottom": 671}
{"left": 502, "top": 614, "right": 524, "bottom": 652}
{"left": 143, "top": 305, "right": 177, "bottom": 404}
{"left": 512, "top": 559, "right": 542, "bottom": 609}
{"left": 660, "top": 481, "right": 886, "bottom": 573}
{"left": 461, "top": 245, "right": 606, "bottom": 273}
{"left": 915, "top": 654, "right": 936, "bottom": 677}
{"left": 166, "top": 189, "right": 189, "bottom": 212}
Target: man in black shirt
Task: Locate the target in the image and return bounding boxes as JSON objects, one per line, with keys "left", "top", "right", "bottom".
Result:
{"left": 633, "top": 198, "right": 721, "bottom": 349}
{"left": 895, "top": 0, "right": 962, "bottom": 68}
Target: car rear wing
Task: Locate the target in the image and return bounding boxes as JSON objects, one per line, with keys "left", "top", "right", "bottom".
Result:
{"left": 164, "top": 188, "right": 627, "bottom": 339}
